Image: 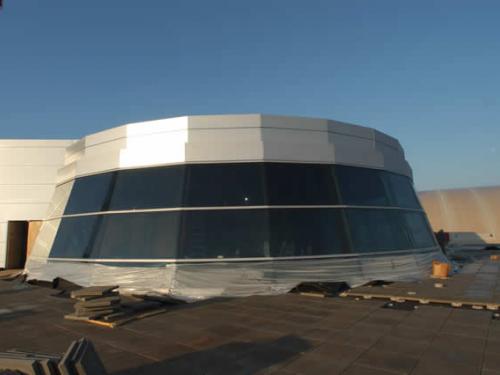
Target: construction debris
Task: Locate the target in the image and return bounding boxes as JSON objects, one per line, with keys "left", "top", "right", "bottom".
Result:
{"left": 341, "top": 258, "right": 500, "bottom": 310}
{"left": 65, "top": 286, "right": 121, "bottom": 321}
{"left": 64, "top": 286, "right": 177, "bottom": 328}
{"left": 0, "top": 269, "right": 23, "bottom": 281}
{"left": 0, "top": 338, "right": 106, "bottom": 375}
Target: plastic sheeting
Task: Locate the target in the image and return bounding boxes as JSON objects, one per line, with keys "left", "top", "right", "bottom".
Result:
{"left": 25, "top": 248, "right": 446, "bottom": 302}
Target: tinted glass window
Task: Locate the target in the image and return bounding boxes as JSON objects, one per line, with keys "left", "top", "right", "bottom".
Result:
{"left": 269, "top": 209, "right": 348, "bottom": 257}
{"left": 346, "top": 209, "right": 413, "bottom": 252}
{"left": 62, "top": 163, "right": 418, "bottom": 213}
{"left": 184, "top": 163, "right": 266, "bottom": 207}
{"left": 179, "top": 209, "right": 270, "bottom": 258}
{"left": 336, "top": 166, "right": 390, "bottom": 206}
{"left": 387, "top": 174, "right": 421, "bottom": 209}
{"left": 265, "top": 163, "right": 339, "bottom": 205}
{"left": 109, "top": 166, "right": 184, "bottom": 210}
{"left": 64, "top": 172, "right": 115, "bottom": 214}
{"left": 50, "top": 216, "right": 99, "bottom": 258}
{"left": 91, "top": 212, "right": 180, "bottom": 259}
{"left": 404, "top": 212, "right": 436, "bottom": 248}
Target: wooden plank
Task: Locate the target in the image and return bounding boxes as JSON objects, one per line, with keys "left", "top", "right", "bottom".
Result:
{"left": 26, "top": 220, "right": 42, "bottom": 258}
{"left": 70, "top": 286, "right": 118, "bottom": 298}
{"left": 299, "top": 292, "right": 325, "bottom": 298}
{"left": 343, "top": 291, "right": 499, "bottom": 310}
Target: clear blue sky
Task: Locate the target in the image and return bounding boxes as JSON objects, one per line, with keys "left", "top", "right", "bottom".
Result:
{"left": 1, "top": 0, "right": 499, "bottom": 190}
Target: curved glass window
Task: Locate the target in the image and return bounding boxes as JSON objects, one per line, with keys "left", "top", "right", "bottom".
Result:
{"left": 91, "top": 212, "right": 180, "bottom": 259}
{"left": 403, "top": 212, "right": 436, "bottom": 248}
{"left": 183, "top": 163, "right": 266, "bottom": 207}
{"left": 336, "top": 165, "right": 390, "bottom": 207}
{"left": 269, "top": 209, "right": 347, "bottom": 257}
{"left": 265, "top": 163, "right": 339, "bottom": 205}
{"left": 64, "top": 172, "right": 114, "bottom": 214}
{"left": 387, "top": 173, "right": 420, "bottom": 209}
{"left": 49, "top": 208, "right": 433, "bottom": 261}
{"left": 62, "top": 163, "right": 419, "bottom": 214}
{"left": 109, "top": 166, "right": 184, "bottom": 210}
{"left": 51, "top": 212, "right": 180, "bottom": 259}
{"left": 50, "top": 216, "right": 99, "bottom": 258}
{"left": 346, "top": 209, "right": 414, "bottom": 252}
{"left": 179, "top": 210, "right": 269, "bottom": 259}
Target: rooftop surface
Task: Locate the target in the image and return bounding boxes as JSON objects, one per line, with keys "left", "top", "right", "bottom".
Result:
{"left": 1, "top": 257, "right": 500, "bottom": 375}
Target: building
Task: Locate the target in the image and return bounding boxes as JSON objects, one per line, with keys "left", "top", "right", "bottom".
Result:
{"left": 1, "top": 115, "right": 442, "bottom": 300}
{"left": 0, "top": 140, "right": 73, "bottom": 269}
{"left": 419, "top": 186, "right": 500, "bottom": 249}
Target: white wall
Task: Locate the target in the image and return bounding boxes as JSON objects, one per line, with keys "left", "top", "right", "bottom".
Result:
{"left": 0, "top": 139, "right": 74, "bottom": 268}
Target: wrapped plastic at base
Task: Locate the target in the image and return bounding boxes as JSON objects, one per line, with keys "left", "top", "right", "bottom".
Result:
{"left": 25, "top": 248, "right": 447, "bottom": 302}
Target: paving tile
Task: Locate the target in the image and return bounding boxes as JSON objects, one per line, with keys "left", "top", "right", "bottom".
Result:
{"left": 440, "top": 321, "right": 489, "bottom": 338}
{"left": 296, "top": 327, "right": 340, "bottom": 341}
{"left": 326, "top": 328, "right": 383, "bottom": 349}
{"left": 351, "top": 322, "right": 394, "bottom": 334}
{"left": 314, "top": 341, "right": 365, "bottom": 358}
{"left": 354, "top": 348, "right": 418, "bottom": 374}
{"left": 361, "top": 315, "right": 404, "bottom": 327}
{"left": 373, "top": 335, "right": 429, "bottom": 356}
{"left": 235, "top": 340, "right": 306, "bottom": 374}
{"left": 92, "top": 342, "right": 155, "bottom": 374}
{"left": 2, "top": 264, "right": 500, "bottom": 375}
{"left": 397, "top": 314, "right": 447, "bottom": 330}
{"left": 389, "top": 327, "right": 436, "bottom": 343}
{"left": 431, "top": 333, "right": 486, "bottom": 354}
{"left": 448, "top": 309, "right": 492, "bottom": 327}
{"left": 343, "top": 363, "right": 400, "bottom": 375}
{"left": 486, "top": 339, "right": 500, "bottom": 353}
{"left": 484, "top": 351, "right": 500, "bottom": 372}
{"left": 281, "top": 352, "right": 347, "bottom": 375}
{"left": 412, "top": 346, "right": 482, "bottom": 375}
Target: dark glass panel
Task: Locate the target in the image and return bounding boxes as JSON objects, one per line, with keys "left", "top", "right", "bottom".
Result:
{"left": 49, "top": 216, "right": 99, "bottom": 258}
{"left": 346, "top": 209, "right": 413, "bottom": 252}
{"left": 183, "top": 163, "right": 266, "bottom": 207}
{"left": 90, "top": 212, "right": 180, "bottom": 259}
{"left": 387, "top": 173, "right": 421, "bottom": 209}
{"left": 109, "top": 166, "right": 184, "bottom": 210}
{"left": 179, "top": 209, "right": 270, "bottom": 259}
{"left": 64, "top": 172, "right": 115, "bottom": 214}
{"left": 336, "top": 166, "right": 390, "bottom": 206}
{"left": 62, "top": 163, "right": 420, "bottom": 213}
{"left": 269, "top": 209, "right": 348, "bottom": 257}
{"left": 404, "top": 212, "right": 436, "bottom": 248}
{"left": 265, "top": 163, "right": 339, "bottom": 205}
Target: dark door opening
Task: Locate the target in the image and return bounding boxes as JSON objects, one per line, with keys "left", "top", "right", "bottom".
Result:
{"left": 6, "top": 221, "right": 28, "bottom": 269}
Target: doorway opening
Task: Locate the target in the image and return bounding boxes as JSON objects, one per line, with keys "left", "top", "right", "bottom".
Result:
{"left": 6, "top": 221, "right": 28, "bottom": 269}
{"left": 5, "top": 220, "right": 42, "bottom": 270}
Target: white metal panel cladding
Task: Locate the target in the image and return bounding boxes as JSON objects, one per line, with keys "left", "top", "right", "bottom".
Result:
{"left": 51, "top": 114, "right": 412, "bottom": 185}
{"left": 0, "top": 140, "right": 73, "bottom": 267}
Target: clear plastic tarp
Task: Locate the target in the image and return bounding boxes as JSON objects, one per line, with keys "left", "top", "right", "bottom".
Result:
{"left": 26, "top": 248, "right": 447, "bottom": 302}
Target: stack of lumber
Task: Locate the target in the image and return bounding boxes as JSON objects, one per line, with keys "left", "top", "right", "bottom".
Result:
{"left": 0, "top": 338, "right": 107, "bottom": 375}
{"left": 64, "top": 286, "right": 172, "bottom": 328}
{"left": 65, "top": 286, "right": 121, "bottom": 321}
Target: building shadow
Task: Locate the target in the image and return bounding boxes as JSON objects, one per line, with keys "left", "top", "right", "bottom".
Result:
{"left": 111, "top": 335, "right": 312, "bottom": 375}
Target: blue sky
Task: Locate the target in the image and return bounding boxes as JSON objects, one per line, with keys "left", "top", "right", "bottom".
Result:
{"left": 0, "top": 0, "right": 499, "bottom": 190}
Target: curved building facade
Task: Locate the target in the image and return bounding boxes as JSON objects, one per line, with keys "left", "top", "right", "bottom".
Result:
{"left": 419, "top": 186, "right": 500, "bottom": 248}
{"left": 25, "top": 114, "right": 443, "bottom": 300}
